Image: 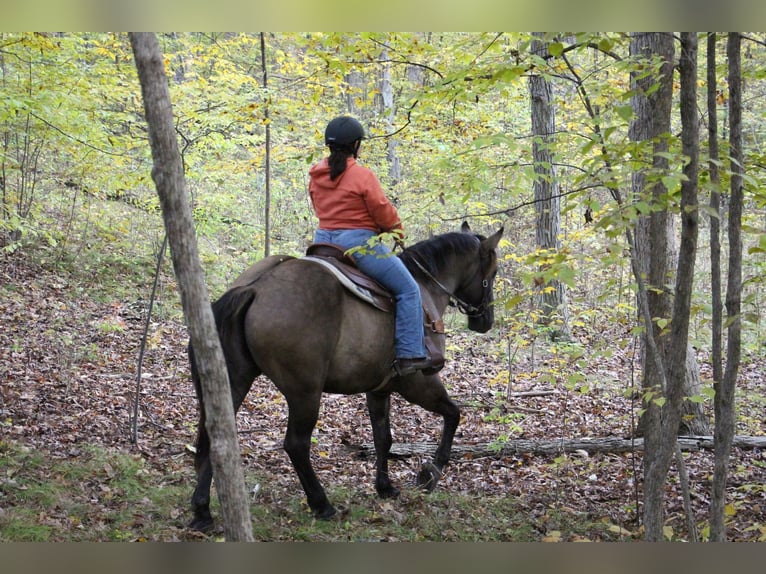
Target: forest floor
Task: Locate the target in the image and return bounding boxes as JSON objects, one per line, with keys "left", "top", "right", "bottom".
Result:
{"left": 1, "top": 248, "right": 764, "bottom": 542}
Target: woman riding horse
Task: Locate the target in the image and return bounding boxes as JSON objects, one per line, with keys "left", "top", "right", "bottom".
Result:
{"left": 309, "top": 115, "right": 432, "bottom": 377}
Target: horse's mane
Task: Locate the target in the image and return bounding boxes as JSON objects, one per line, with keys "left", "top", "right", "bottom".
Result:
{"left": 399, "top": 232, "right": 482, "bottom": 277}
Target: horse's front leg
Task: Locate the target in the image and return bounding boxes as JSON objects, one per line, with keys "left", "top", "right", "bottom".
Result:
{"left": 397, "top": 373, "right": 460, "bottom": 492}
{"left": 283, "top": 393, "right": 336, "bottom": 519}
{"left": 365, "top": 391, "right": 400, "bottom": 499}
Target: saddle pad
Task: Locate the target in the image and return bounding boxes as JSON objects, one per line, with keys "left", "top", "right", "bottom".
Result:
{"left": 302, "top": 256, "right": 394, "bottom": 312}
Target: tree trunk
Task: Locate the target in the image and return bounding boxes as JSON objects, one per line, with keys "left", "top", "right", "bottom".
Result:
{"left": 710, "top": 31, "right": 744, "bottom": 543}
{"left": 679, "top": 348, "right": 709, "bottom": 436}
{"left": 529, "top": 32, "right": 569, "bottom": 339}
{"left": 379, "top": 48, "right": 401, "bottom": 185}
{"left": 635, "top": 31, "right": 701, "bottom": 542}
{"left": 129, "top": 33, "right": 254, "bottom": 542}
{"left": 260, "top": 32, "right": 272, "bottom": 258}
{"left": 630, "top": 33, "right": 709, "bottom": 440}
{"left": 345, "top": 69, "right": 365, "bottom": 116}
{"left": 706, "top": 32, "right": 724, "bottom": 413}
{"left": 630, "top": 31, "right": 674, "bottom": 431}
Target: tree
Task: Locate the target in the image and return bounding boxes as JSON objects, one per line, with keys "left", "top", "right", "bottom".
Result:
{"left": 260, "top": 32, "right": 272, "bottom": 257}
{"left": 628, "top": 31, "right": 702, "bottom": 542}
{"left": 706, "top": 35, "right": 724, "bottom": 415}
{"left": 529, "top": 32, "right": 569, "bottom": 339}
{"left": 129, "top": 32, "right": 254, "bottom": 542}
{"left": 379, "top": 48, "right": 402, "bottom": 184}
{"left": 710, "top": 31, "right": 744, "bottom": 542}
{"left": 629, "top": 33, "right": 709, "bottom": 439}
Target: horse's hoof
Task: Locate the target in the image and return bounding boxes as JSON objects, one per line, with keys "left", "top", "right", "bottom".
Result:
{"left": 416, "top": 462, "right": 442, "bottom": 492}
{"left": 377, "top": 485, "right": 401, "bottom": 499}
{"left": 188, "top": 516, "right": 214, "bottom": 533}
{"left": 313, "top": 505, "right": 339, "bottom": 520}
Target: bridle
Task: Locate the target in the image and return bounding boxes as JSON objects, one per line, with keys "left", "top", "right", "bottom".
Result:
{"left": 408, "top": 255, "right": 491, "bottom": 319}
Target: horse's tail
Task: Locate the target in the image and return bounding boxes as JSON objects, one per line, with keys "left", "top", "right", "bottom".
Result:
{"left": 188, "top": 285, "right": 257, "bottom": 396}
{"left": 190, "top": 256, "right": 293, "bottom": 393}
{"left": 188, "top": 285, "right": 259, "bottom": 481}
{"left": 211, "top": 284, "right": 258, "bottom": 363}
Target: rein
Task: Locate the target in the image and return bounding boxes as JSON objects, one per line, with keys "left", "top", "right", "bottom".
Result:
{"left": 408, "top": 255, "right": 489, "bottom": 318}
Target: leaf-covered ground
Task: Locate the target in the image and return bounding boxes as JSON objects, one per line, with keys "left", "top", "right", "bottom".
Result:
{"left": 1, "top": 250, "right": 764, "bottom": 541}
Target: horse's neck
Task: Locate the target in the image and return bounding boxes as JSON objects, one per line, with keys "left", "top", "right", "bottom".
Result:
{"left": 420, "top": 283, "right": 450, "bottom": 321}
{"left": 418, "top": 258, "right": 462, "bottom": 318}
{"left": 411, "top": 249, "right": 476, "bottom": 318}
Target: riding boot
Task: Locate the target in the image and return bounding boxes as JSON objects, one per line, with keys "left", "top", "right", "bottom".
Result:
{"left": 392, "top": 356, "right": 433, "bottom": 377}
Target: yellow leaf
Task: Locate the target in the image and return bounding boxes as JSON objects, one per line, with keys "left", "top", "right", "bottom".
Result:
{"left": 606, "top": 524, "right": 633, "bottom": 537}
{"left": 542, "top": 530, "right": 562, "bottom": 542}
{"left": 724, "top": 503, "right": 737, "bottom": 516}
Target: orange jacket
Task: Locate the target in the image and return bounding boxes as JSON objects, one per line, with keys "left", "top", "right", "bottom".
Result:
{"left": 309, "top": 158, "right": 403, "bottom": 235}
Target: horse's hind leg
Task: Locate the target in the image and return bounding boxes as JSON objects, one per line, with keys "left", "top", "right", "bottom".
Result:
{"left": 282, "top": 391, "right": 336, "bottom": 519}
{"left": 397, "top": 373, "right": 460, "bottom": 492}
{"left": 365, "top": 391, "right": 400, "bottom": 499}
{"left": 188, "top": 346, "right": 258, "bottom": 532}
{"left": 189, "top": 403, "right": 214, "bottom": 531}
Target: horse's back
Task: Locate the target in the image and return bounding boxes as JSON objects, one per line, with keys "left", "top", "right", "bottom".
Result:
{"left": 240, "top": 258, "right": 395, "bottom": 392}
{"left": 229, "top": 254, "right": 296, "bottom": 290}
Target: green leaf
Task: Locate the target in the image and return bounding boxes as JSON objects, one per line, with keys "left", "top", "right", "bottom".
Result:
{"left": 615, "top": 105, "right": 633, "bottom": 123}
{"left": 557, "top": 266, "right": 576, "bottom": 288}
{"left": 504, "top": 294, "right": 524, "bottom": 309}
{"left": 548, "top": 42, "right": 564, "bottom": 57}
{"left": 661, "top": 175, "right": 681, "bottom": 189}
{"left": 598, "top": 37, "right": 614, "bottom": 52}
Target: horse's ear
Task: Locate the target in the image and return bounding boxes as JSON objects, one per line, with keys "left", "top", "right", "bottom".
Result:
{"left": 461, "top": 221, "right": 471, "bottom": 233}
{"left": 482, "top": 227, "right": 504, "bottom": 251}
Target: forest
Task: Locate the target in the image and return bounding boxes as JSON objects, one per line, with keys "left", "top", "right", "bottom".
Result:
{"left": 1, "top": 32, "right": 765, "bottom": 542}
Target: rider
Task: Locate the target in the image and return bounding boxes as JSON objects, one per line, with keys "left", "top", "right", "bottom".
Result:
{"left": 308, "top": 115, "right": 432, "bottom": 377}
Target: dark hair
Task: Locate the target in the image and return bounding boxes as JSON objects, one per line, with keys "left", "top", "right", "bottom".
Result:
{"left": 328, "top": 143, "right": 357, "bottom": 180}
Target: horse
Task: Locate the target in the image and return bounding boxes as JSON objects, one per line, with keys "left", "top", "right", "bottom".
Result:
{"left": 188, "top": 221, "right": 503, "bottom": 531}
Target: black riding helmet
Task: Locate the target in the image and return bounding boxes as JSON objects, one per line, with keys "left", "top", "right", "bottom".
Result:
{"left": 324, "top": 116, "right": 366, "bottom": 146}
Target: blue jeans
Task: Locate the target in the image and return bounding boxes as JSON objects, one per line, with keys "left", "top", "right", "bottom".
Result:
{"left": 314, "top": 228, "right": 427, "bottom": 359}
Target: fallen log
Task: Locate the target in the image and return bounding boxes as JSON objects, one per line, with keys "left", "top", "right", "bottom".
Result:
{"left": 343, "top": 435, "right": 766, "bottom": 460}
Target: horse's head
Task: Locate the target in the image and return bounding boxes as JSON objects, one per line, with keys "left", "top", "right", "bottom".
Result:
{"left": 455, "top": 222, "right": 503, "bottom": 333}
{"left": 402, "top": 222, "right": 504, "bottom": 334}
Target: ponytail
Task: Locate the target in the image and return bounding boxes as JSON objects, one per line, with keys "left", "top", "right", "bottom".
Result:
{"left": 327, "top": 140, "right": 361, "bottom": 180}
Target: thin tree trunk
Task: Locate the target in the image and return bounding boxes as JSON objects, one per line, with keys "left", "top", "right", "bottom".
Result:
{"left": 629, "top": 32, "right": 679, "bottom": 542}
{"left": 638, "top": 31, "right": 700, "bottom": 543}
{"left": 706, "top": 32, "right": 724, "bottom": 404}
{"left": 631, "top": 32, "right": 708, "bottom": 440}
{"left": 656, "top": 33, "right": 699, "bottom": 542}
{"left": 129, "top": 32, "right": 254, "bottom": 542}
{"left": 260, "top": 32, "right": 272, "bottom": 258}
{"left": 529, "top": 32, "right": 569, "bottom": 339}
{"left": 379, "top": 48, "right": 401, "bottom": 184}
{"left": 711, "top": 31, "right": 744, "bottom": 542}
{"left": 630, "top": 32, "right": 674, "bottom": 435}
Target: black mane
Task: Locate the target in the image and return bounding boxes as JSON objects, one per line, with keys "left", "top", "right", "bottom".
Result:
{"left": 399, "top": 232, "right": 481, "bottom": 277}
